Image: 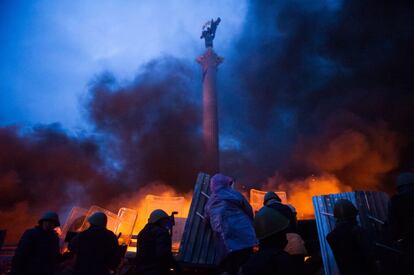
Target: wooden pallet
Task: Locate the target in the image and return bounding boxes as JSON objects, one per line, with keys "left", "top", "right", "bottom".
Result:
{"left": 312, "top": 191, "right": 390, "bottom": 275}
{"left": 178, "top": 172, "right": 222, "bottom": 265}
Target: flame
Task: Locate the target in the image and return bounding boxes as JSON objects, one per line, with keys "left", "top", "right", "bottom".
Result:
{"left": 115, "top": 183, "right": 191, "bottom": 252}
{"left": 113, "top": 175, "right": 352, "bottom": 254}
{"left": 132, "top": 189, "right": 192, "bottom": 233}
{"left": 249, "top": 189, "right": 287, "bottom": 213}
{"left": 126, "top": 175, "right": 348, "bottom": 231}
{"left": 271, "top": 173, "right": 352, "bottom": 219}
{"left": 53, "top": 175, "right": 357, "bottom": 256}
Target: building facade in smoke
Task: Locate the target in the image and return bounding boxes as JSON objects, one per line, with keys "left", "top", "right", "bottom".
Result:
{"left": 197, "top": 18, "right": 223, "bottom": 174}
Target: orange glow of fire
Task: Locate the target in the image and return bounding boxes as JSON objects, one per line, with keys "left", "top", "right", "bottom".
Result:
{"left": 119, "top": 184, "right": 192, "bottom": 252}
{"left": 274, "top": 174, "right": 352, "bottom": 219}
{"left": 120, "top": 175, "right": 351, "bottom": 254}
{"left": 133, "top": 190, "right": 192, "bottom": 234}
{"left": 128, "top": 174, "right": 349, "bottom": 229}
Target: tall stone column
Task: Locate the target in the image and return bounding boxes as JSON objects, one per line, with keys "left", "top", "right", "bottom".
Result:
{"left": 197, "top": 48, "right": 223, "bottom": 174}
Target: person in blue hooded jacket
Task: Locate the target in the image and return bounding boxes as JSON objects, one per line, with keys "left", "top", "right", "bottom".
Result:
{"left": 204, "top": 174, "right": 257, "bottom": 275}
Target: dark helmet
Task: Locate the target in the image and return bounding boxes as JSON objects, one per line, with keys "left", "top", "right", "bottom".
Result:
{"left": 263, "top": 191, "right": 282, "bottom": 205}
{"left": 148, "top": 209, "right": 169, "bottom": 224}
{"left": 254, "top": 206, "right": 289, "bottom": 240}
{"left": 333, "top": 199, "right": 358, "bottom": 220}
{"left": 88, "top": 212, "right": 107, "bottom": 228}
{"left": 38, "top": 211, "right": 60, "bottom": 227}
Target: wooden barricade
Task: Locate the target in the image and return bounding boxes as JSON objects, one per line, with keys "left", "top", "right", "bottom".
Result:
{"left": 178, "top": 172, "right": 221, "bottom": 265}
{"left": 312, "top": 191, "right": 389, "bottom": 275}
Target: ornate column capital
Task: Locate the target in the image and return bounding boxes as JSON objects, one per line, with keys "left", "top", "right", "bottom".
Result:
{"left": 196, "top": 48, "right": 224, "bottom": 71}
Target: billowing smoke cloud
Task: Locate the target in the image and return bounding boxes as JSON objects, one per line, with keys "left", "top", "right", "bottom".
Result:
{"left": 86, "top": 57, "right": 202, "bottom": 192}
{"left": 0, "top": 125, "right": 117, "bottom": 241}
{"left": 219, "top": 0, "right": 414, "bottom": 192}
{"left": 0, "top": 57, "right": 201, "bottom": 242}
{"left": 295, "top": 113, "right": 401, "bottom": 189}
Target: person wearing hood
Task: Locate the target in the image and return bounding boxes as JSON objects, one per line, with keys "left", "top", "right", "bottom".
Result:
{"left": 135, "top": 209, "right": 179, "bottom": 275}
{"left": 326, "top": 199, "right": 375, "bottom": 275}
{"left": 387, "top": 172, "right": 414, "bottom": 274}
{"left": 204, "top": 174, "right": 257, "bottom": 275}
{"left": 241, "top": 206, "right": 298, "bottom": 275}
{"left": 69, "top": 212, "right": 121, "bottom": 275}
{"left": 10, "top": 211, "right": 61, "bottom": 275}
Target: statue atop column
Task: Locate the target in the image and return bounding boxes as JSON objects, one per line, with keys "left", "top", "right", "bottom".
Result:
{"left": 200, "top": 17, "right": 221, "bottom": 48}
{"left": 198, "top": 18, "right": 222, "bottom": 173}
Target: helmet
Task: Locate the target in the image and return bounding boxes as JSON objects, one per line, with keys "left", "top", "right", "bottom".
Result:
{"left": 148, "top": 209, "right": 169, "bottom": 224}
{"left": 88, "top": 212, "right": 107, "bottom": 228}
{"left": 254, "top": 206, "right": 289, "bottom": 240}
{"left": 38, "top": 211, "right": 60, "bottom": 226}
{"left": 397, "top": 172, "right": 414, "bottom": 188}
{"left": 263, "top": 191, "right": 281, "bottom": 205}
{"left": 333, "top": 199, "right": 358, "bottom": 220}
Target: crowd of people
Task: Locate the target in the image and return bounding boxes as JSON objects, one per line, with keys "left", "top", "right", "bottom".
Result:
{"left": 10, "top": 211, "right": 122, "bottom": 274}
{"left": 7, "top": 172, "right": 414, "bottom": 274}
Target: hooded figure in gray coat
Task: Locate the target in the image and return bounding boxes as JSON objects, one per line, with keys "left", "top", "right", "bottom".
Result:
{"left": 205, "top": 174, "right": 257, "bottom": 274}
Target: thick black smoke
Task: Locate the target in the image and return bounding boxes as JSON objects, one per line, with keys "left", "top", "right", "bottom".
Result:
{"left": 86, "top": 57, "right": 202, "bottom": 192}
{"left": 0, "top": 124, "right": 117, "bottom": 241}
{"left": 0, "top": 57, "right": 202, "bottom": 242}
{"left": 219, "top": 0, "right": 414, "bottom": 191}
